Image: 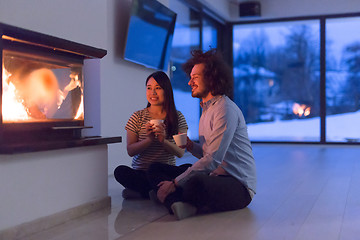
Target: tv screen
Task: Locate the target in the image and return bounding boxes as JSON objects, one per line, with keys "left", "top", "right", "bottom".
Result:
{"left": 124, "top": 0, "right": 177, "bottom": 71}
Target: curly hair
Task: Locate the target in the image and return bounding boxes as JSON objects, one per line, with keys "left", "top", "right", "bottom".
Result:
{"left": 182, "top": 49, "right": 233, "bottom": 97}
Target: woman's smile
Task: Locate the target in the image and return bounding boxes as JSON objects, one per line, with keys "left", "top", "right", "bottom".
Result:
{"left": 146, "top": 77, "right": 165, "bottom": 105}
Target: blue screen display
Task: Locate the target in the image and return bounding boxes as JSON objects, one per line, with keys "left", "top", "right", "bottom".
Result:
{"left": 124, "top": 0, "right": 176, "bottom": 70}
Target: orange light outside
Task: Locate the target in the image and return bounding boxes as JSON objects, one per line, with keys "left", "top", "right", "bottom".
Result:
{"left": 292, "top": 103, "right": 311, "bottom": 117}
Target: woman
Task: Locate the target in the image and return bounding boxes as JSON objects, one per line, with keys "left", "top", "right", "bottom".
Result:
{"left": 114, "top": 71, "right": 189, "bottom": 199}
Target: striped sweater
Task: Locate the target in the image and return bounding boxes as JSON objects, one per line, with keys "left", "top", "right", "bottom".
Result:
{"left": 125, "top": 108, "right": 188, "bottom": 170}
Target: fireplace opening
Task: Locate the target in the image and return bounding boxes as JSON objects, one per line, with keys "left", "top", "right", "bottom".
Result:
{"left": 0, "top": 23, "right": 106, "bottom": 146}
{"left": 3, "top": 50, "right": 84, "bottom": 123}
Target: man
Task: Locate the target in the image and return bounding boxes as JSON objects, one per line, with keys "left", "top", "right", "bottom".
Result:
{"left": 147, "top": 49, "right": 257, "bottom": 220}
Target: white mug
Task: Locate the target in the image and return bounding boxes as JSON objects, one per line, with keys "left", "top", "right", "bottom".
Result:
{"left": 149, "top": 119, "right": 164, "bottom": 129}
{"left": 173, "top": 133, "right": 187, "bottom": 147}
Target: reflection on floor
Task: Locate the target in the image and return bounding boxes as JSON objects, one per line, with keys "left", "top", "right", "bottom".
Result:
{"left": 20, "top": 145, "right": 360, "bottom": 240}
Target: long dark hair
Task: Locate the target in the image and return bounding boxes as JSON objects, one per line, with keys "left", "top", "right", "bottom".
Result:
{"left": 146, "top": 71, "right": 178, "bottom": 136}
{"left": 182, "top": 48, "right": 233, "bottom": 97}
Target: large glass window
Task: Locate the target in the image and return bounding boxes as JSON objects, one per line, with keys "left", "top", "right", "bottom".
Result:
{"left": 233, "top": 20, "right": 320, "bottom": 142}
{"left": 169, "top": 1, "right": 200, "bottom": 140}
{"left": 169, "top": 6, "right": 358, "bottom": 144}
{"left": 202, "top": 17, "right": 218, "bottom": 51}
{"left": 169, "top": 0, "right": 222, "bottom": 140}
{"left": 326, "top": 17, "right": 360, "bottom": 143}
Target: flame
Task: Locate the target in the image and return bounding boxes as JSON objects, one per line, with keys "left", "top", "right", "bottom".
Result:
{"left": 292, "top": 103, "right": 311, "bottom": 117}
{"left": 2, "top": 65, "right": 83, "bottom": 122}
{"left": 2, "top": 68, "right": 30, "bottom": 121}
{"left": 67, "top": 73, "right": 83, "bottom": 119}
{"left": 25, "top": 68, "right": 59, "bottom": 118}
{"left": 75, "top": 95, "right": 84, "bottom": 120}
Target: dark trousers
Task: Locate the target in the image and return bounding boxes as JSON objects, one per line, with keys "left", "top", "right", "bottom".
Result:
{"left": 114, "top": 165, "right": 151, "bottom": 198}
{"left": 147, "top": 163, "right": 252, "bottom": 214}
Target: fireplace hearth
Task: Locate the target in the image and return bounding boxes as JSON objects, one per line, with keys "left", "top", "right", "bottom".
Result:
{"left": 0, "top": 23, "right": 110, "bottom": 150}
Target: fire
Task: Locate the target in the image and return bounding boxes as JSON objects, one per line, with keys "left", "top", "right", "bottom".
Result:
{"left": 25, "top": 68, "right": 60, "bottom": 118}
{"left": 68, "top": 73, "right": 84, "bottom": 120}
{"left": 2, "top": 65, "right": 83, "bottom": 122}
{"left": 292, "top": 103, "right": 311, "bottom": 117}
{"left": 2, "top": 68, "right": 30, "bottom": 121}
{"left": 75, "top": 95, "right": 84, "bottom": 120}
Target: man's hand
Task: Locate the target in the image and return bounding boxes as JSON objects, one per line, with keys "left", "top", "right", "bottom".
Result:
{"left": 157, "top": 180, "right": 176, "bottom": 203}
{"left": 185, "top": 137, "right": 193, "bottom": 151}
{"left": 209, "top": 165, "right": 228, "bottom": 176}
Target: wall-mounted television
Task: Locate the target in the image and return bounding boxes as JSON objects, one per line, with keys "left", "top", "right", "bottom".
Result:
{"left": 124, "top": 0, "right": 177, "bottom": 71}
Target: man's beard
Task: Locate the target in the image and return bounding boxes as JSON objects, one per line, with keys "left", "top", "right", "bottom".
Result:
{"left": 191, "top": 88, "right": 209, "bottom": 99}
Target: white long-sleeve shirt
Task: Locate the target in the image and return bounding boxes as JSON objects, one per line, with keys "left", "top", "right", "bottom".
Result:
{"left": 175, "top": 95, "right": 257, "bottom": 194}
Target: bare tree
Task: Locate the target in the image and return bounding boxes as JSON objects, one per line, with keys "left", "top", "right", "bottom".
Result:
{"left": 343, "top": 41, "right": 360, "bottom": 111}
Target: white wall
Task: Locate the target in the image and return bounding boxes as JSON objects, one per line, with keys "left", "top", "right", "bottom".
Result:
{"left": 103, "top": 0, "right": 170, "bottom": 174}
{"left": 259, "top": 0, "right": 360, "bottom": 19}
{"left": 228, "top": 0, "right": 360, "bottom": 21}
{"left": 0, "top": 145, "right": 108, "bottom": 231}
{"left": 201, "top": 0, "right": 230, "bottom": 21}
{"left": 103, "top": 0, "right": 156, "bottom": 174}
{"left": 0, "top": 0, "right": 106, "bottom": 48}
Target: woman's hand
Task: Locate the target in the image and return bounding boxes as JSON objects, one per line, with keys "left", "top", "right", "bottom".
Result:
{"left": 154, "top": 123, "right": 166, "bottom": 143}
{"left": 145, "top": 122, "right": 156, "bottom": 141}
{"left": 157, "top": 180, "right": 176, "bottom": 203}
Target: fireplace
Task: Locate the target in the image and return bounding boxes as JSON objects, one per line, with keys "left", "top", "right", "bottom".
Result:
{"left": 0, "top": 23, "right": 107, "bottom": 147}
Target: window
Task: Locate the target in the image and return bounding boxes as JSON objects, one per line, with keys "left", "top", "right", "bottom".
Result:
{"left": 202, "top": 17, "right": 218, "bottom": 51}
{"left": 169, "top": 0, "right": 224, "bottom": 140}
{"left": 233, "top": 14, "right": 360, "bottom": 144}
{"left": 233, "top": 20, "right": 320, "bottom": 142}
{"left": 326, "top": 17, "right": 360, "bottom": 143}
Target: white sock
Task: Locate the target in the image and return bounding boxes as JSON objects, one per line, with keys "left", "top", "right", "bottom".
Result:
{"left": 171, "top": 202, "right": 197, "bottom": 220}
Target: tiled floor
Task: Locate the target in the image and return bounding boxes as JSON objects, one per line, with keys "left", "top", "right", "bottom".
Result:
{"left": 20, "top": 175, "right": 168, "bottom": 240}
{"left": 19, "top": 145, "right": 360, "bottom": 240}
{"left": 19, "top": 152, "right": 199, "bottom": 240}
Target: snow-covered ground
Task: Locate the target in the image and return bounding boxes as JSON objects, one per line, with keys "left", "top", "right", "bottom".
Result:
{"left": 248, "top": 110, "right": 360, "bottom": 142}
{"left": 174, "top": 90, "right": 360, "bottom": 143}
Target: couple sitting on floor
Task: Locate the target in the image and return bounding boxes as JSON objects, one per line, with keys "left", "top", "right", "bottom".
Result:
{"left": 114, "top": 49, "right": 257, "bottom": 220}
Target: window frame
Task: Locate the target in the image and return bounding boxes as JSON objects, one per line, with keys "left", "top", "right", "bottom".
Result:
{"left": 169, "top": 0, "right": 229, "bottom": 141}
{"left": 231, "top": 12, "right": 360, "bottom": 145}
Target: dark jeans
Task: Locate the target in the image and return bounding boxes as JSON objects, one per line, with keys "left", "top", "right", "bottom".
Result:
{"left": 114, "top": 165, "right": 151, "bottom": 198}
{"left": 147, "top": 163, "right": 252, "bottom": 214}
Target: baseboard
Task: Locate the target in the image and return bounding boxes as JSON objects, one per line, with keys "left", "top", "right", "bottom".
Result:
{"left": 0, "top": 196, "right": 111, "bottom": 240}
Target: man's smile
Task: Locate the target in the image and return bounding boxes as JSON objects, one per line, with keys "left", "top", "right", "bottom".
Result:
{"left": 190, "top": 84, "right": 198, "bottom": 92}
